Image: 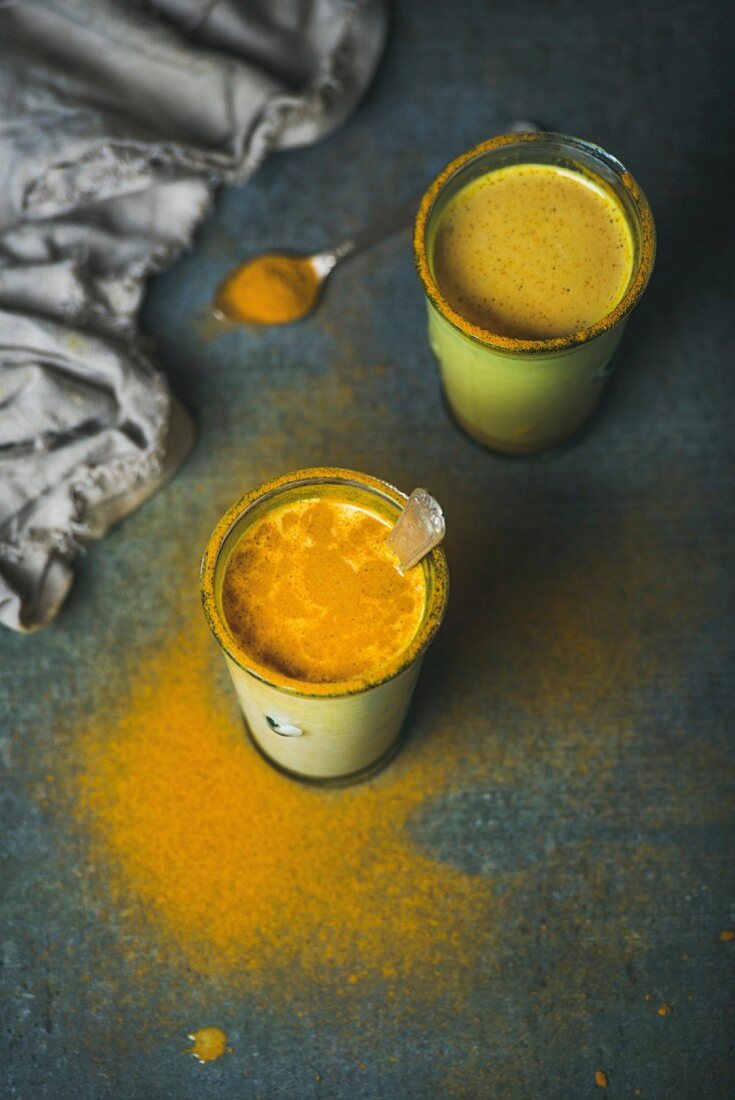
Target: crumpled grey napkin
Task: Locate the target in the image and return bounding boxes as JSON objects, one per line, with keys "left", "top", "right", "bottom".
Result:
{"left": 0, "top": 0, "right": 386, "bottom": 632}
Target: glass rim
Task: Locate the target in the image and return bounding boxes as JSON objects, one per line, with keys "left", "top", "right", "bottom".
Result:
{"left": 200, "top": 466, "right": 450, "bottom": 699}
{"left": 414, "top": 131, "right": 657, "bottom": 355}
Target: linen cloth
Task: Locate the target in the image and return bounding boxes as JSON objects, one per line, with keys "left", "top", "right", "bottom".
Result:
{"left": 0, "top": 0, "right": 386, "bottom": 631}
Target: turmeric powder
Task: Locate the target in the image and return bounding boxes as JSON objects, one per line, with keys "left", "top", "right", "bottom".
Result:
{"left": 214, "top": 252, "right": 320, "bottom": 325}
{"left": 72, "top": 620, "right": 491, "bottom": 999}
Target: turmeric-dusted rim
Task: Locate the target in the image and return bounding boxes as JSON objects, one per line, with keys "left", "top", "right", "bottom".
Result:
{"left": 200, "top": 467, "right": 449, "bottom": 699}
{"left": 414, "top": 131, "right": 656, "bottom": 355}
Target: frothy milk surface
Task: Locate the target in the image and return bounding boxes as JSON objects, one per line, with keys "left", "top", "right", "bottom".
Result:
{"left": 221, "top": 498, "right": 427, "bottom": 685}
{"left": 432, "top": 163, "right": 634, "bottom": 340}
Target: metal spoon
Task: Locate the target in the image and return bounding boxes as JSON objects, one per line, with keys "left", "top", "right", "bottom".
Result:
{"left": 213, "top": 197, "right": 417, "bottom": 325}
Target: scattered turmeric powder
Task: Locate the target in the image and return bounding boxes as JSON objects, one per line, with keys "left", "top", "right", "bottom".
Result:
{"left": 214, "top": 252, "right": 320, "bottom": 325}
{"left": 55, "top": 495, "right": 698, "bottom": 1061}
{"left": 73, "top": 621, "right": 491, "bottom": 999}
{"left": 719, "top": 929, "right": 735, "bottom": 943}
{"left": 594, "top": 1069, "right": 609, "bottom": 1087}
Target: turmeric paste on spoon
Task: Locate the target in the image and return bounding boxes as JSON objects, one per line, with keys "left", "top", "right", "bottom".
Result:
{"left": 214, "top": 252, "right": 321, "bottom": 325}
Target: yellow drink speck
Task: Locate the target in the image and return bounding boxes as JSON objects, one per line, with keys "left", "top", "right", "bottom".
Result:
{"left": 186, "top": 1027, "right": 228, "bottom": 1063}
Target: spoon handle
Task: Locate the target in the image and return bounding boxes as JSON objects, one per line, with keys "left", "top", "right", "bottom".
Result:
{"left": 311, "top": 122, "right": 542, "bottom": 276}
{"left": 312, "top": 197, "right": 418, "bottom": 275}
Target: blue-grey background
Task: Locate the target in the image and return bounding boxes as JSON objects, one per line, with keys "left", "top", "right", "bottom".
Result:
{"left": 2, "top": 0, "right": 734, "bottom": 1096}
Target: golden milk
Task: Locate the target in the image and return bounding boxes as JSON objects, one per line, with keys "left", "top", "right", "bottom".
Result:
{"left": 221, "top": 497, "right": 426, "bottom": 685}
{"left": 432, "top": 163, "right": 634, "bottom": 340}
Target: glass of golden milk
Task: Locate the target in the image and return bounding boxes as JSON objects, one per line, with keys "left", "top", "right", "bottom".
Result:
{"left": 415, "top": 132, "right": 656, "bottom": 455}
{"left": 201, "top": 468, "right": 449, "bottom": 783}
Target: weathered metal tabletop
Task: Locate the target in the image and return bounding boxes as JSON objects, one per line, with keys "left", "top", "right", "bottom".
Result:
{"left": 2, "top": 1, "right": 733, "bottom": 1096}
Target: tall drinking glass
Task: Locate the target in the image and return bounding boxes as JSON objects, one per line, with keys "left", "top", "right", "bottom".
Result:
{"left": 201, "top": 468, "right": 449, "bottom": 783}
{"left": 415, "top": 132, "right": 656, "bottom": 455}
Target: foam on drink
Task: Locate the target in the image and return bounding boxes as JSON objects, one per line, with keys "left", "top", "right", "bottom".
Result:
{"left": 221, "top": 497, "right": 427, "bottom": 686}
{"left": 432, "top": 162, "right": 635, "bottom": 340}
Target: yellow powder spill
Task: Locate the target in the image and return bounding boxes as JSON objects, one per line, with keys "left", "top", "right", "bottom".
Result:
{"left": 594, "top": 1069, "right": 609, "bottom": 1087}
{"left": 62, "top": 491, "right": 699, "bottom": 1033}
{"left": 186, "top": 1027, "right": 228, "bottom": 1063}
{"left": 214, "top": 253, "right": 320, "bottom": 325}
{"left": 74, "top": 626, "right": 492, "bottom": 998}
